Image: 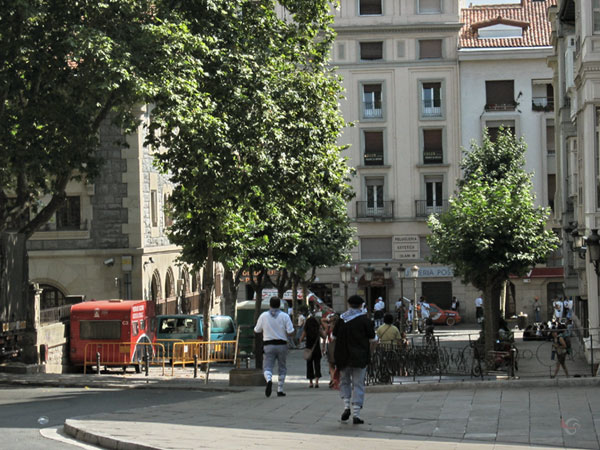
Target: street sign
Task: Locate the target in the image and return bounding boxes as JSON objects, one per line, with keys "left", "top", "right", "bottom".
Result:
{"left": 393, "top": 235, "right": 420, "bottom": 260}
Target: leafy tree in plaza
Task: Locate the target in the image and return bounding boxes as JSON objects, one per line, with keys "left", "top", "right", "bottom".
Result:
{"left": 427, "top": 129, "right": 559, "bottom": 356}
{"left": 0, "top": 0, "right": 196, "bottom": 326}
{"left": 148, "top": 1, "right": 355, "bottom": 365}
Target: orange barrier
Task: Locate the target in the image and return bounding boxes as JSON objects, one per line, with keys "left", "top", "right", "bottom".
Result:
{"left": 155, "top": 339, "right": 185, "bottom": 360}
{"left": 171, "top": 340, "right": 238, "bottom": 376}
{"left": 83, "top": 341, "right": 165, "bottom": 375}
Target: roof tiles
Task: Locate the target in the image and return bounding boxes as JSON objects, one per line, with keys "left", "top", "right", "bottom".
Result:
{"left": 460, "top": 0, "right": 556, "bottom": 49}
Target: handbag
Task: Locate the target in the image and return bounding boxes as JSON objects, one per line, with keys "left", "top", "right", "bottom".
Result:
{"left": 303, "top": 339, "right": 318, "bottom": 360}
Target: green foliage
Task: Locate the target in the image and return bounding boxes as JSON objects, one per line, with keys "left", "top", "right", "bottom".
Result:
{"left": 427, "top": 128, "right": 559, "bottom": 290}
{"left": 0, "top": 0, "right": 193, "bottom": 236}
{"left": 149, "top": 0, "right": 355, "bottom": 275}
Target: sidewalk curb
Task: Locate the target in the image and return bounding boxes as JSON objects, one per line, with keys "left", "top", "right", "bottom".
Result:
{"left": 64, "top": 421, "right": 157, "bottom": 450}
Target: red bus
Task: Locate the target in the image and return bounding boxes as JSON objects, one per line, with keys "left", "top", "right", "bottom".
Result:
{"left": 70, "top": 299, "right": 154, "bottom": 371}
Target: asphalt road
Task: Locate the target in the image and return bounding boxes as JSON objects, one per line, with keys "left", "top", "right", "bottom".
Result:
{"left": 0, "top": 385, "right": 219, "bottom": 449}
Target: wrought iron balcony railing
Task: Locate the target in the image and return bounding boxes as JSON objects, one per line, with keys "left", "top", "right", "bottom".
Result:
{"left": 415, "top": 200, "right": 449, "bottom": 217}
{"left": 356, "top": 200, "right": 394, "bottom": 219}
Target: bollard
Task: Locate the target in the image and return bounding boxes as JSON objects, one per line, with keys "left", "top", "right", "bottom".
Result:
{"left": 194, "top": 354, "right": 198, "bottom": 378}
{"left": 96, "top": 351, "right": 101, "bottom": 375}
{"left": 436, "top": 336, "right": 442, "bottom": 382}
{"left": 144, "top": 345, "right": 149, "bottom": 377}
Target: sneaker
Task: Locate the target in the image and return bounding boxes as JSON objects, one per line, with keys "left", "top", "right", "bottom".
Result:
{"left": 353, "top": 417, "right": 364, "bottom": 425}
{"left": 277, "top": 392, "right": 286, "bottom": 397}
{"left": 341, "top": 409, "right": 351, "bottom": 421}
{"left": 265, "top": 380, "right": 272, "bottom": 397}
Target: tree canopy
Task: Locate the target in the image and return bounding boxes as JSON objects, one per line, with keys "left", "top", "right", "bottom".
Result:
{"left": 149, "top": 0, "right": 355, "bottom": 281}
{"left": 427, "top": 129, "right": 559, "bottom": 352}
{"left": 0, "top": 0, "right": 194, "bottom": 237}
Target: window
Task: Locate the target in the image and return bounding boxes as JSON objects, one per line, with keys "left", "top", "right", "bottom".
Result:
{"left": 56, "top": 196, "right": 80, "bottom": 230}
{"left": 422, "top": 82, "right": 442, "bottom": 117}
{"left": 486, "top": 120, "right": 515, "bottom": 143}
{"left": 360, "top": 237, "right": 392, "bottom": 260}
{"left": 163, "top": 193, "right": 173, "bottom": 228}
{"left": 485, "top": 80, "right": 515, "bottom": 111}
{"left": 532, "top": 81, "right": 554, "bottom": 111}
{"left": 363, "top": 130, "right": 384, "bottom": 165}
{"left": 419, "top": 40, "right": 442, "bottom": 59}
{"left": 595, "top": 0, "right": 600, "bottom": 33}
{"left": 366, "top": 178, "right": 384, "bottom": 216}
{"left": 362, "top": 84, "right": 382, "bottom": 119}
{"left": 80, "top": 320, "right": 122, "bottom": 340}
{"left": 40, "top": 284, "right": 66, "bottom": 309}
{"left": 359, "top": 0, "right": 382, "bottom": 15}
{"left": 360, "top": 42, "right": 383, "bottom": 61}
{"left": 151, "top": 190, "right": 158, "bottom": 227}
{"left": 546, "top": 121, "right": 555, "bottom": 155}
{"left": 548, "top": 174, "right": 556, "bottom": 211}
{"left": 418, "top": 0, "right": 441, "bottom": 14}
{"left": 425, "top": 176, "right": 444, "bottom": 214}
{"left": 423, "top": 129, "right": 443, "bottom": 164}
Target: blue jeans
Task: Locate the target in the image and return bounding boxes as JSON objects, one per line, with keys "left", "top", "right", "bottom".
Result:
{"left": 339, "top": 366, "right": 367, "bottom": 408}
{"left": 263, "top": 344, "right": 288, "bottom": 388}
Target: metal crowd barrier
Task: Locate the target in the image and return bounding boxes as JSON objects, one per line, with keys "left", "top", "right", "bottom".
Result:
{"left": 83, "top": 341, "right": 166, "bottom": 375}
{"left": 171, "top": 340, "right": 238, "bottom": 377}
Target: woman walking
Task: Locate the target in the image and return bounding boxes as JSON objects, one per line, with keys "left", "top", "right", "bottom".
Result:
{"left": 300, "top": 312, "right": 324, "bottom": 388}
{"left": 551, "top": 328, "right": 569, "bottom": 378}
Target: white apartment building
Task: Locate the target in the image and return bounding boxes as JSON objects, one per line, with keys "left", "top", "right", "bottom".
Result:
{"left": 309, "top": 0, "right": 467, "bottom": 317}
{"left": 459, "top": 0, "right": 563, "bottom": 321}
{"left": 549, "top": 0, "right": 600, "bottom": 337}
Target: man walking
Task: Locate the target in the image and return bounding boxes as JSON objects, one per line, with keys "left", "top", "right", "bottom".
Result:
{"left": 475, "top": 295, "right": 483, "bottom": 323}
{"left": 373, "top": 296, "right": 385, "bottom": 328}
{"left": 254, "top": 296, "right": 294, "bottom": 397}
{"left": 333, "top": 295, "right": 376, "bottom": 425}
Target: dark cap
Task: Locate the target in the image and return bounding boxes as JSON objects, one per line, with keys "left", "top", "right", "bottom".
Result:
{"left": 347, "top": 295, "right": 364, "bottom": 307}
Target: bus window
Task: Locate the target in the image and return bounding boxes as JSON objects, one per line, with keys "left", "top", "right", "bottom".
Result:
{"left": 211, "top": 317, "right": 234, "bottom": 334}
{"left": 80, "top": 320, "right": 121, "bottom": 340}
{"left": 132, "top": 321, "right": 139, "bottom": 336}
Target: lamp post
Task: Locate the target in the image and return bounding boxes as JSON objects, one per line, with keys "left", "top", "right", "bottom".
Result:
{"left": 410, "top": 265, "right": 419, "bottom": 332}
{"left": 364, "top": 264, "right": 375, "bottom": 309}
{"left": 339, "top": 262, "right": 352, "bottom": 302}
{"left": 397, "top": 264, "right": 405, "bottom": 300}
{"left": 587, "top": 229, "right": 600, "bottom": 275}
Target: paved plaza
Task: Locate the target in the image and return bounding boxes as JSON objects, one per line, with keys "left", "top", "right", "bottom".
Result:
{"left": 2, "top": 325, "right": 599, "bottom": 449}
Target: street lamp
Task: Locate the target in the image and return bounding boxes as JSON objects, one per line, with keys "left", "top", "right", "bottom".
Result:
{"left": 397, "top": 264, "right": 405, "bottom": 300}
{"left": 382, "top": 263, "right": 392, "bottom": 280}
{"left": 339, "top": 262, "right": 352, "bottom": 301}
{"left": 410, "top": 265, "right": 419, "bottom": 332}
{"left": 364, "top": 263, "right": 375, "bottom": 281}
{"left": 587, "top": 229, "right": 600, "bottom": 275}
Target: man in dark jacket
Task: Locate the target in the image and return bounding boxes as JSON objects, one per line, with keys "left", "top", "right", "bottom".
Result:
{"left": 333, "top": 295, "right": 375, "bottom": 424}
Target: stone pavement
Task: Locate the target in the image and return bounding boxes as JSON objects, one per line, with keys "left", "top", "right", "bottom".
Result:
{"left": 2, "top": 325, "right": 600, "bottom": 449}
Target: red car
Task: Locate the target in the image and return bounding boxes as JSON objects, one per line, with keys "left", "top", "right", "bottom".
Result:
{"left": 426, "top": 302, "right": 461, "bottom": 326}
{"left": 402, "top": 298, "right": 461, "bottom": 326}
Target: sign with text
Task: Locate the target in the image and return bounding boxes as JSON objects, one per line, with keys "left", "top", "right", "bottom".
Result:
{"left": 393, "top": 235, "right": 420, "bottom": 260}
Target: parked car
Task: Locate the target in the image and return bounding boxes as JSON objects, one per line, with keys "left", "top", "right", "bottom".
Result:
{"left": 400, "top": 298, "right": 461, "bottom": 326}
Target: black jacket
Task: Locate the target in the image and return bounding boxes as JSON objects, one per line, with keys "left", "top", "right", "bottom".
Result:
{"left": 333, "top": 314, "right": 375, "bottom": 369}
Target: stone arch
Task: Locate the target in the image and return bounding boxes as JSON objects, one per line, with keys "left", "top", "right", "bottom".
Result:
{"left": 32, "top": 279, "right": 67, "bottom": 309}
{"left": 151, "top": 269, "right": 162, "bottom": 302}
{"left": 165, "top": 267, "right": 175, "bottom": 299}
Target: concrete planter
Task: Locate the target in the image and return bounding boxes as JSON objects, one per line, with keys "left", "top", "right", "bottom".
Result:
{"left": 229, "top": 368, "right": 264, "bottom": 386}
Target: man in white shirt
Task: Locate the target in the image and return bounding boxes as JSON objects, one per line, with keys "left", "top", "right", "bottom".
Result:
{"left": 475, "top": 295, "right": 483, "bottom": 323}
{"left": 373, "top": 297, "right": 385, "bottom": 327}
{"left": 254, "top": 296, "right": 294, "bottom": 397}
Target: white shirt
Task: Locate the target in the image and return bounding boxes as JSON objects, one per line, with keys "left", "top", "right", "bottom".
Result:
{"left": 254, "top": 310, "right": 294, "bottom": 341}
{"left": 421, "top": 302, "right": 430, "bottom": 318}
{"left": 374, "top": 300, "right": 385, "bottom": 312}
{"left": 475, "top": 297, "right": 483, "bottom": 308}
{"left": 395, "top": 300, "right": 403, "bottom": 311}
{"left": 297, "top": 313, "right": 306, "bottom": 328}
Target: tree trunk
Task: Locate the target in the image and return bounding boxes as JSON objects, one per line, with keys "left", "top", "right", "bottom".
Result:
{"left": 483, "top": 276, "right": 504, "bottom": 360}
{"left": 221, "top": 268, "right": 238, "bottom": 317}
{"left": 0, "top": 233, "right": 29, "bottom": 327}
{"left": 249, "top": 268, "right": 267, "bottom": 370}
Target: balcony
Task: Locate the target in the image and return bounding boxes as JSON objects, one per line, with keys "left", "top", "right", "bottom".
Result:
{"left": 532, "top": 97, "right": 554, "bottom": 112}
{"left": 362, "top": 101, "right": 382, "bottom": 119}
{"left": 484, "top": 102, "right": 517, "bottom": 112}
{"left": 422, "top": 100, "right": 442, "bottom": 117}
{"left": 415, "top": 200, "right": 449, "bottom": 217}
{"left": 356, "top": 201, "right": 394, "bottom": 219}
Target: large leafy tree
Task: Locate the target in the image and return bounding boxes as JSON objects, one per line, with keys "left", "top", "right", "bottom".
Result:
{"left": 427, "top": 129, "right": 559, "bottom": 355}
{"left": 0, "top": 0, "right": 196, "bottom": 324}
{"left": 149, "top": 1, "right": 353, "bottom": 317}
